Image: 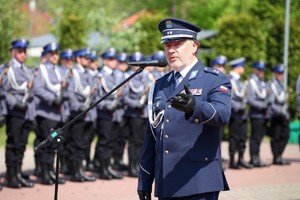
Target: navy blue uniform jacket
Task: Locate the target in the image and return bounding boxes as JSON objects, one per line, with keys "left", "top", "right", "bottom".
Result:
{"left": 138, "top": 60, "right": 231, "bottom": 198}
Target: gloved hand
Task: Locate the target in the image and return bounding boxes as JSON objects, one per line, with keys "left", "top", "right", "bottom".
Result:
{"left": 138, "top": 190, "right": 151, "bottom": 200}
{"left": 14, "top": 102, "right": 28, "bottom": 111}
{"left": 138, "top": 94, "right": 148, "bottom": 108}
{"left": 170, "top": 85, "right": 195, "bottom": 115}
{"left": 79, "top": 104, "right": 88, "bottom": 112}
{"left": 106, "top": 98, "right": 120, "bottom": 111}
{"left": 53, "top": 93, "right": 63, "bottom": 106}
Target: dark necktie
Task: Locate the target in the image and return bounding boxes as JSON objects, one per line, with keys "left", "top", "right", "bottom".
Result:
{"left": 174, "top": 71, "right": 181, "bottom": 88}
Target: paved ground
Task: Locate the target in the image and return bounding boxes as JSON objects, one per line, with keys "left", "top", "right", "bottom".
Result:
{"left": 0, "top": 141, "right": 299, "bottom": 200}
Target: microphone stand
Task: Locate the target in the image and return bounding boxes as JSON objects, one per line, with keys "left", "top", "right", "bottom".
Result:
{"left": 34, "top": 66, "right": 146, "bottom": 200}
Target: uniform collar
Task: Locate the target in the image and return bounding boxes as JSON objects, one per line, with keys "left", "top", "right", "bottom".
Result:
{"left": 175, "top": 58, "right": 198, "bottom": 78}
{"left": 103, "top": 65, "right": 113, "bottom": 75}
{"left": 76, "top": 64, "right": 85, "bottom": 73}
{"left": 12, "top": 58, "right": 22, "bottom": 68}
{"left": 229, "top": 71, "right": 240, "bottom": 80}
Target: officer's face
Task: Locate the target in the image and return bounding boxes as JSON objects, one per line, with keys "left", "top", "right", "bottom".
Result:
{"left": 48, "top": 51, "right": 59, "bottom": 64}
{"left": 12, "top": 47, "right": 27, "bottom": 63}
{"left": 275, "top": 72, "right": 284, "bottom": 82}
{"left": 80, "top": 56, "right": 91, "bottom": 67}
{"left": 105, "top": 58, "right": 118, "bottom": 70}
{"left": 90, "top": 60, "right": 98, "bottom": 70}
{"left": 165, "top": 39, "right": 198, "bottom": 72}
{"left": 118, "top": 61, "right": 128, "bottom": 72}
{"left": 61, "top": 58, "right": 73, "bottom": 69}
{"left": 254, "top": 68, "right": 265, "bottom": 79}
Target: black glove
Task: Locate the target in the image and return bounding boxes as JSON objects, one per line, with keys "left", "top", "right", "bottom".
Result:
{"left": 53, "top": 94, "right": 63, "bottom": 106}
{"left": 14, "top": 102, "right": 28, "bottom": 111}
{"left": 170, "top": 85, "right": 195, "bottom": 115}
{"left": 138, "top": 191, "right": 151, "bottom": 200}
{"left": 79, "top": 104, "right": 88, "bottom": 112}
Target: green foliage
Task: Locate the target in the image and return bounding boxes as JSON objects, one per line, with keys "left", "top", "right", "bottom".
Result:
{"left": 211, "top": 13, "right": 266, "bottom": 77}
{"left": 269, "top": 19, "right": 300, "bottom": 119}
{"left": 58, "top": 13, "right": 88, "bottom": 50}
{"left": 0, "top": 0, "right": 26, "bottom": 63}
{"left": 137, "top": 14, "right": 168, "bottom": 55}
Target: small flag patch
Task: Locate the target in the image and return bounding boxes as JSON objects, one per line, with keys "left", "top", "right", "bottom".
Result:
{"left": 220, "top": 85, "right": 228, "bottom": 92}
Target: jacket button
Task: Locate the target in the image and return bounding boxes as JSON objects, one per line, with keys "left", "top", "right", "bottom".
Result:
{"left": 168, "top": 105, "right": 171, "bottom": 108}
{"left": 194, "top": 119, "right": 199, "bottom": 123}
{"left": 165, "top": 150, "right": 169, "bottom": 154}
{"left": 205, "top": 157, "right": 208, "bottom": 161}
{"left": 164, "top": 134, "right": 168, "bottom": 139}
{"left": 166, "top": 119, "right": 170, "bottom": 123}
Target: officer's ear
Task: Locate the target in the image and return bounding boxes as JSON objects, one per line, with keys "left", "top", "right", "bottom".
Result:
{"left": 191, "top": 40, "right": 199, "bottom": 55}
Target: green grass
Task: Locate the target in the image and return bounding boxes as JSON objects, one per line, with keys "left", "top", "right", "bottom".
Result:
{"left": 0, "top": 125, "right": 36, "bottom": 148}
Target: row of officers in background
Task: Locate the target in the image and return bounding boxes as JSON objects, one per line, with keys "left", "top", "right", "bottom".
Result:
{"left": 0, "top": 38, "right": 165, "bottom": 189}
{"left": 212, "top": 56, "right": 291, "bottom": 170}
{"left": 0, "top": 38, "right": 292, "bottom": 190}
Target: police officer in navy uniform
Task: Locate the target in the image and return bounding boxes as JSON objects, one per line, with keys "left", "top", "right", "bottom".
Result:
{"left": 228, "top": 57, "right": 253, "bottom": 169}
{"left": 34, "top": 42, "right": 67, "bottom": 185}
{"left": 246, "top": 61, "right": 270, "bottom": 167}
{"left": 124, "top": 51, "right": 151, "bottom": 178}
{"left": 67, "top": 48, "right": 96, "bottom": 182}
{"left": 268, "top": 64, "right": 291, "bottom": 165}
{"left": 138, "top": 18, "right": 230, "bottom": 200}
{"left": 2, "top": 39, "right": 35, "bottom": 188}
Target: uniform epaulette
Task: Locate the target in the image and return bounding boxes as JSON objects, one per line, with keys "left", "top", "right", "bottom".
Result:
{"left": 204, "top": 67, "right": 220, "bottom": 76}
{"left": 155, "top": 71, "right": 172, "bottom": 83}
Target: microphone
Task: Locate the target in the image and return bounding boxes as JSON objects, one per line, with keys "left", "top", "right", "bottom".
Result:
{"left": 128, "top": 59, "right": 168, "bottom": 67}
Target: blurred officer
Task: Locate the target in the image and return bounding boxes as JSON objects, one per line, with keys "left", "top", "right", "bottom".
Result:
{"left": 150, "top": 50, "right": 167, "bottom": 80}
{"left": 94, "top": 48, "right": 123, "bottom": 179}
{"left": 246, "top": 61, "right": 270, "bottom": 167}
{"left": 212, "top": 55, "right": 227, "bottom": 74}
{"left": 58, "top": 49, "right": 74, "bottom": 174}
{"left": 268, "top": 64, "right": 291, "bottom": 165}
{"left": 124, "top": 51, "right": 151, "bottom": 178}
{"left": 228, "top": 57, "right": 253, "bottom": 169}
{"left": 34, "top": 42, "right": 67, "bottom": 185}
{"left": 84, "top": 50, "right": 98, "bottom": 172}
{"left": 67, "top": 48, "right": 96, "bottom": 182}
{"left": 211, "top": 55, "right": 227, "bottom": 162}
{"left": 2, "top": 38, "right": 35, "bottom": 188}
{"left": 137, "top": 18, "right": 231, "bottom": 200}
{"left": 111, "top": 52, "right": 130, "bottom": 171}
{"left": 0, "top": 63, "right": 9, "bottom": 127}
{"left": 32, "top": 50, "right": 48, "bottom": 177}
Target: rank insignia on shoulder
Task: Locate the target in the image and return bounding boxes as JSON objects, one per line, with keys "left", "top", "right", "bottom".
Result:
{"left": 220, "top": 85, "right": 228, "bottom": 92}
{"left": 204, "top": 67, "right": 220, "bottom": 75}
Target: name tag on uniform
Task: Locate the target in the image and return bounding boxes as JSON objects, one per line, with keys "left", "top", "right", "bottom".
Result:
{"left": 189, "top": 88, "right": 202, "bottom": 96}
